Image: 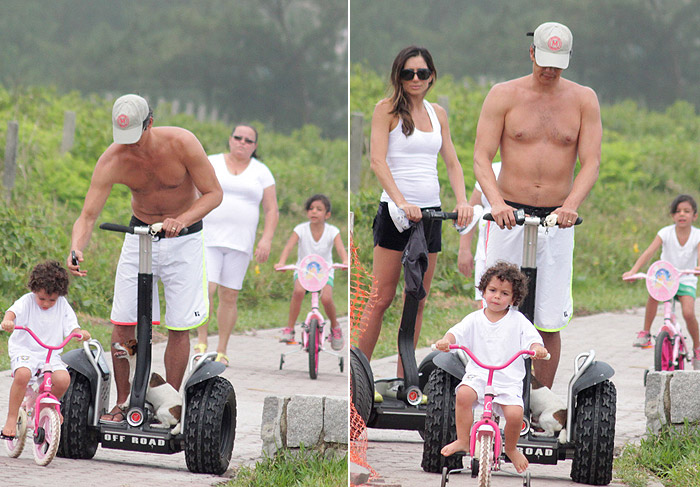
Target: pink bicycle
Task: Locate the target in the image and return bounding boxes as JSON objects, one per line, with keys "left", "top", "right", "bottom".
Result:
{"left": 624, "top": 260, "right": 700, "bottom": 372}
{"left": 432, "top": 343, "right": 545, "bottom": 487}
{"left": 4, "top": 326, "right": 83, "bottom": 466}
{"left": 277, "top": 253, "right": 347, "bottom": 379}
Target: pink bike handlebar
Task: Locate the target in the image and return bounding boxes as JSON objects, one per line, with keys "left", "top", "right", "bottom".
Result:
{"left": 12, "top": 325, "right": 83, "bottom": 350}
{"left": 431, "top": 343, "right": 549, "bottom": 370}
{"left": 275, "top": 263, "right": 348, "bottom": 272}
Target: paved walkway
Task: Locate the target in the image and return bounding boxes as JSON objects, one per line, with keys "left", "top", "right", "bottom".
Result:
{"left": 0, "top": 318, "right": 348, "bottom": 487}
{"left": 362, "top": 307, "right": 663, "bottom": 487}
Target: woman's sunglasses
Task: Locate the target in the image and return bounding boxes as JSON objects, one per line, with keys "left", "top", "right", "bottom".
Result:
{"left": 232, "top": 135, "right": 256, "bottom": 145}
{"left": 399, "top": 68, "right": 431, "bottom": 81}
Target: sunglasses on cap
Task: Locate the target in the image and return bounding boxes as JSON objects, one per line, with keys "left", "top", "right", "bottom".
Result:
{"left": 232, "top": 135, "right": 256, "bottom": 145}
{"left": 399, "top": 68, "right": 431, "bottom": 81}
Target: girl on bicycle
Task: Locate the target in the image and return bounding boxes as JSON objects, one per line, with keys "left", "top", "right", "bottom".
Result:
{"left": 435, "top": 261, "right": 548, "bottom": 473}
{"left": 623, "top": 194, "right": 700, "bottom": 368}
{"left": 275, "top": 194, "right": 348, "bottom": 350}
{"left": 1, "top": 261, "right": 90, "bottom": 439}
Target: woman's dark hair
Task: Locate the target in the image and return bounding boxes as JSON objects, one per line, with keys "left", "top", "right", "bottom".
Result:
{"left": 230, "top": 124, "right": 260, "bottom": 159}
{"left": 477, "top": 261, "right": 528, "bottom": 307}
{"left": 389, "top": 45, "right": 437, "bottom": 136}
{"left": 305, "top": 193, "right": 332, "bottom": 213}
{"left": 28, "top": 260, "right": 70, "bottom": 296}
{"left": 670, "top": 194, "right": 698, "bottom": 215}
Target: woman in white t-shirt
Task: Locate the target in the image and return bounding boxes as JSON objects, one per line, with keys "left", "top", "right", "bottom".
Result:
{"left": 195, "top": 125, "right": 279, "bottom": 366}
{"left": 357, "top": 45, "right": 473, "bottom": 377}
{"left": 275, "top": 194, "right": 348, "bottom": 350}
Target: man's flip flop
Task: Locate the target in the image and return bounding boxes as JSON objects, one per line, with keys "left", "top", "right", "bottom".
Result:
{"left": 99, "top": 405, "right": 127, "bottom": 424}
{"left": 193, "top": 343, "right": 207, "bottom": 354}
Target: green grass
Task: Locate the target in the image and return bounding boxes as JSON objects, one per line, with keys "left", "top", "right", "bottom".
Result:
{"left": 614, "top": 423, "right": 700, "bottom": 486}
{"left": 226, "top": 449, "right": 347, "bottom": 487}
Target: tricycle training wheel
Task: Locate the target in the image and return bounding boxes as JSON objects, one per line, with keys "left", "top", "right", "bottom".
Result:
{"left": 4, "top": 408, "right": 27, "bottom": 458}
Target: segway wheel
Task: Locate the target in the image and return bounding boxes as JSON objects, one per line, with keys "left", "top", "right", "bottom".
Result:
{"left": 58, "top": 370, "right": 99, "bottom": 459}
{"left": 308, "top": 319, "right": 320, "bottom": 379}
{"left": 5, "top": 408, "right": 27, "bottom": 458}
{"left": 33, "top": 407, "right": 60, "bottom": 466}
{"left": 654, "top": 330, "right": 674, "bottom": 371}
{"left": 185, "top": 376, "right": 237, "bottom": 474}
{"left": 421, "top": 368, "right": 463, "bottom": 473}
{"left": 570, "top": 380, "right": 616, "bottom": 485}
{"left": 350, "top": 348, "right": 373, "bottom": 430}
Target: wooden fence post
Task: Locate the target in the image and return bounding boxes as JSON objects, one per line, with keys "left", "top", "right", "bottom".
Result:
{"left": 61, "top": 110, "right": 76, "bottom": 154}
{"left": 4, "top": 121, "right": 18, "bottom": 201}
{"left": 350, "top": 112, "right": 364, "bottom": 194}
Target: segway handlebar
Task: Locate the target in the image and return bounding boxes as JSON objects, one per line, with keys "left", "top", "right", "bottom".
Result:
{"left": 99, "top": 222, "right": 190, "bottom": 236}
{"left": 483, "top": 209, "right": 582, "bottom": 227}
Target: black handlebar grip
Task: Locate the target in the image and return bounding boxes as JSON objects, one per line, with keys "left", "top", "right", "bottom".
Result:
{"left": 421, "top": 209, "right": 459, "bottom": 220}
{"left": 99, "top": 222, "right": 134, "bottom": 234}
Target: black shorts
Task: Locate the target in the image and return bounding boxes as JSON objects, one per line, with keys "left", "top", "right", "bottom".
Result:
{"left": 372, "top": 202, "right": 442, "bottom": 253}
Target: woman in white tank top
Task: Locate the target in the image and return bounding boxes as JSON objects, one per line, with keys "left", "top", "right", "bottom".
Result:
{"left": 357, "top": 45, "right": 474, "bottom": 376}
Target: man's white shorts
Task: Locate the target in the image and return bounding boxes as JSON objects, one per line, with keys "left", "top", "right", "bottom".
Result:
{"left": 484, "top": 222, "right": 574, "bottom": 332}
{"left": 111, "top": 232, "right": 209, "bottom": 330}
{"left": 205, "top": 246, "right": 251, "bottom": 290}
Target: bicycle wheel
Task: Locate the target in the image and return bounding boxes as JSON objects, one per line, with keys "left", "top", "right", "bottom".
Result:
{"left": 654, "top": 330, "right": 674, "bottom": 371}
{"left": 33, "top": 407, "right": 61, "bottom": 466}
{"left": 5, "top": 408, "right": 27, "bottom": 458}
{"left": 308, "top": 319, "right": 320, "bottom": 380}
{"left": 477, "top": 431, "right": 493, "bottom": 487}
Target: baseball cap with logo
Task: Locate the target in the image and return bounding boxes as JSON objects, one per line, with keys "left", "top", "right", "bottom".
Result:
{"left": 112, "top": 94, "right": 150, "bottom": 144}
{"left": 532, "top": 22, "right": 573, "bottom": 69}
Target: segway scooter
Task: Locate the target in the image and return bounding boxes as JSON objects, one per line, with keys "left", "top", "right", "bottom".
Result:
{"left": 351, "top": 209, "right": 463, "bottom": 433}
{"left": 57, "top": 221, "right": 236, "bottom": 475}
{"left": 421, "top": 210, "right": 617, "bottom": 486}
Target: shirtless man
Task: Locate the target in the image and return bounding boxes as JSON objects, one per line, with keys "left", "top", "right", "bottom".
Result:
{"left": 473, "top": 22, "right": 601, "bottom": 396}
{"left": 67, "top": 94, "right": 223, "bottom": 423}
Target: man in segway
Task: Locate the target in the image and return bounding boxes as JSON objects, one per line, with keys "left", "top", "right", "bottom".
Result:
{"left": 66, "top": 93, "right": 223, "bottom": 423}
{"left": 473, "top": 21, "right": 602, "bottom": 388}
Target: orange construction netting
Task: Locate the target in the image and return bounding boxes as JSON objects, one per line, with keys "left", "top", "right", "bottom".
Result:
{"left": 349, "top": 236, "right": 378, "bottom": 484}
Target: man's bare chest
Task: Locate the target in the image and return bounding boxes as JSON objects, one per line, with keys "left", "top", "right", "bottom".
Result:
{"left": 504, "top": 104, "right": 580, "bottom": 146}
{"left": 119, "top": 159, "right": 189, "bottom": 194}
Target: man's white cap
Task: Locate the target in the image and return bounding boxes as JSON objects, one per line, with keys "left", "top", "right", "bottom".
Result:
{"left": 112, "top": 94, "right": 150, "bottom": 144}
{"left": 533, "top": 22, "right": 573, "bottom": 69}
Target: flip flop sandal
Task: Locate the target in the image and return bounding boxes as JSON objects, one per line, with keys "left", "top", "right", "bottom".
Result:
{"left": 99, "top": 405, "right": 127, "bottom": 424}
{"left": 0, "top": 432, "right": 16, "bottom": 440}
{"left": 193, "top": 343, "right": 207, "bottom": 354}
{"left": 215, "top": 353, "right": 230, "bottom": 367}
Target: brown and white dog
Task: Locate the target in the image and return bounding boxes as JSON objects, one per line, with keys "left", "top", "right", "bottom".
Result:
{"left": 530, "top": 375, "right": 567, "bottom": 443}
{"left": 113, "top": 340, "right": 182, "bottom": 434}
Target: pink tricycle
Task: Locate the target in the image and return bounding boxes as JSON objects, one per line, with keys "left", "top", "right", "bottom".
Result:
{"left": 4, "top": 326, "right": 83, "bottom": 466}
{"left": 432, "top": 343, "right": 541, "bottom": 487}
{"left": 277, "top": 253, "right": 347, "bottom": 379}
